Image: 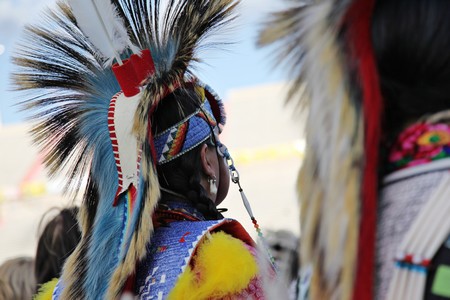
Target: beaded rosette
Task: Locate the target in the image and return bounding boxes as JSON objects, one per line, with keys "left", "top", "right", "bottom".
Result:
{"left": 389, "top": 123, "right": 450, "bottom": 172}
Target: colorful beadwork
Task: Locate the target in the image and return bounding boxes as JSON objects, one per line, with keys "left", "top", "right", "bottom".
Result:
{"left": 251, "top": 216, "right": 276, "bottom": 267}
{"left": 395, "top": 253, "right": 431, "bottom": 270}
{"left": 154, "top": 95, "right": 219, "bottom": 164}
{"left": 388, "top": 123, "right": 450, "bottom": 172}
{"left": 135, "top": 219, "right": 253, "bottom": 299}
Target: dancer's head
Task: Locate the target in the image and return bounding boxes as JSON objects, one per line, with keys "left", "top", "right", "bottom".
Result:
{"left": 152, "top": 86, "right": 231, "bottom": 219}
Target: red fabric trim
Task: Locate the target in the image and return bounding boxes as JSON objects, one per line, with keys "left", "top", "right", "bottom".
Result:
{"left": 204, "top": 87, "right": 223, "bottom": 125}
{"left": 122, "top": 273, "right": 136, "bottom": 293}
{"left": 112, "top": 59, "right": 140, "bottom": 97}
{"left": 153, "top": 210, "right": 201, "bottom": 225}
{"left": 211, "top": 220, "right": 256, "bottom": 247}
{"left": 108, "top": 93, "right": 126, "bottom": 207}
{"left": 187, "top": 219, "right": 256, "bottom": 271}
{"left": 131, "top": 49, "right": 155, "bottom": 83}
{"left": 344, "top": 1, "right": 382, "bottom": 299}
{"left": 129, "top": 183, "right": 137, "bottom": 211}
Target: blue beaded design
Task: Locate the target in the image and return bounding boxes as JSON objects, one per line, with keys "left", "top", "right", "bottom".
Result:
{"left": 52, "top": 281, "right": 63, "bottom": 300}
{"left": 135, "top": 220, "right": 224, "bottom": 299}
{"left": 154, "top": 100, "right": 217, "bottom": 164}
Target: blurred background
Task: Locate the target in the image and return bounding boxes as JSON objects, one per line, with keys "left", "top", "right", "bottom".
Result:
{"left": 0, "top": 0, "right": 304, "bottom": 265}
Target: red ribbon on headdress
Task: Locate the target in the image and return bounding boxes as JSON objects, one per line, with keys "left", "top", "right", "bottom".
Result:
{"left": 112, "top": 49, "right": 155, "bottom": 97}
{"left": 131, "top": 49, "right": 155, "bottom": 84}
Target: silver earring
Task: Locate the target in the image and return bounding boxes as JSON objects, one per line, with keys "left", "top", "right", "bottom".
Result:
{"left": 208, "top": 176, "right": 217, "bottom": 196}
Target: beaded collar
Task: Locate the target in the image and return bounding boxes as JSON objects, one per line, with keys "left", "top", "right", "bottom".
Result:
{"left": 153, "top": 199, "right": 208, "bottom": 226}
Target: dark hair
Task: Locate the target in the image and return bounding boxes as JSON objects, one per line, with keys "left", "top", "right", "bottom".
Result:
{"left": 35, "top": 207, "right": 81, "bottom": 287}
{"left": 372, "top": 0, "right": 450, "bottom": 143}
{"left": 152, "top": 88, "right": 223, "bottom": 220}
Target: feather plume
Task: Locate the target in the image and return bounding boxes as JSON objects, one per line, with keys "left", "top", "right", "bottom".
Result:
{"left": 128, "top": 0, "right": 239, "bottom": 140}
{"left": 12, "top": 2, "right": 121, "bottom": 298}
{"left": 12, "top": 0, "right": 239, "bottom": 299}
{"left": 12, "top": 2, "right": 119, "bottom": 201}
{"left": 68, "top": 0, "right": 136, "bottom": 67}
{"left": 259, "top": 1, "right": 363, "bottom": 299}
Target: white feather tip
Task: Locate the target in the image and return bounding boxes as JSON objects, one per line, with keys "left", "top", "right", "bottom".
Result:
{"left": 68, "top": 0, "right": 136, "bottom": 67}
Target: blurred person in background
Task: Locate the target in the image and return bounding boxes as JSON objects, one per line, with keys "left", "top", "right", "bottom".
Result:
{"left": 0, "top": 256, "right": 35, "bottom": 300}
{"left": 261, "top": 0, "right": 450, "bottom": 299}
{"left": 35, "top": 207, "right": 81, "bottom": 293}
{"left": 0, "top": 279, "right": 14, "bottom": 300}
{"left": 265, "top": 229, "right": 300, "bottom": 299}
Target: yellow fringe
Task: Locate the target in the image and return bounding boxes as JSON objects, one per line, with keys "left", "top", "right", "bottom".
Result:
{"left": 168, "top": 231, "right": 258, "bottom": 300}
{"left": 34, "top": 278, "right": 58, "bottom": 300}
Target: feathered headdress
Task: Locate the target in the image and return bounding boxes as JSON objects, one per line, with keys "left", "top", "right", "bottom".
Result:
{"left": 259, "top": 0, "right": 381, "bottom": 299}
{"left": 12, "top": 0, "right": 238, "bottom": 298}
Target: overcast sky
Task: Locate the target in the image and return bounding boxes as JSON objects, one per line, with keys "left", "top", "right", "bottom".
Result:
{"left": 0, "top": 0, "right": 289, "bottom": 124}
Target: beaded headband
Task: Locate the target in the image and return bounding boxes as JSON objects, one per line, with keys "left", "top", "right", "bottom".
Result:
{"left": 154, "top": 84, "right": 225, "bottom": 164}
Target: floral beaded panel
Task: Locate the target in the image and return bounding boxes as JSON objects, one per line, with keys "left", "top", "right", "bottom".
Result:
{"left": 389, "top": 123, "right": 450, "bottom": 172}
